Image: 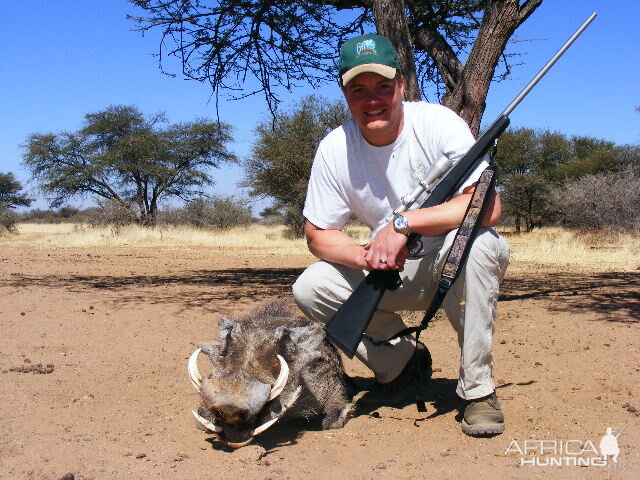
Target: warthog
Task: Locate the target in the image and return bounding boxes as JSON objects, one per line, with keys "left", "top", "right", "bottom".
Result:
{"left": 188, "top": 299, "right": 354, "bottom": 448}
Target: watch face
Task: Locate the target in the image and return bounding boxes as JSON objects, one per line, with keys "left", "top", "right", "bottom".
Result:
{"left": 394, "top": 215, "right": 408, "bottom": 231}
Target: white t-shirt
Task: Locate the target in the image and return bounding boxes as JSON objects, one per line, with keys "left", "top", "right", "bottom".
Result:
{"left": 303, "top": 101, "right": 488, "bottom": 251}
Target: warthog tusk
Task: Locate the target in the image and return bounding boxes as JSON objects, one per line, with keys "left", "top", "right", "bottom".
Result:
{"left": 226, "top": 385, "right": 303, "bottom": 449}
{"left": 253, "top": 385, "right": 302, "bottom": 435}
{"left": 225, "top": 438, "right": 255, "bottom": 448}
{"left": 192, "top": 410, "right": 223, "bottom": 433}
{"left": 267, "top": 354, "right": 289, "bottom": 401}
{"left": 189, "top": 349, "right": 299, "bottom": 449}
{"left": 188, "top": 348, "right": 203, "bottom": 392}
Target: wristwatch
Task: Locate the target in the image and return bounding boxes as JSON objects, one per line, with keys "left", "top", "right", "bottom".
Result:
{"left": 392, "top": 213, "right": 412, "bottom": 236}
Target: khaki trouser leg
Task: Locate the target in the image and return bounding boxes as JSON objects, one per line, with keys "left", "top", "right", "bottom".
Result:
{"left": 438, "top": 229, "right": 510, "bottom": 400}
{"left": 292, "top": 228, "right": 509, "bottom": 392}
{"left": 292, "top": 260, "right": 417, "bottom": 383}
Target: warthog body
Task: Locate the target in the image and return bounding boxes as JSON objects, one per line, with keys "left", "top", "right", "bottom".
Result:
{"left": 189, "top": 299, "right": 353, "bottom": 447}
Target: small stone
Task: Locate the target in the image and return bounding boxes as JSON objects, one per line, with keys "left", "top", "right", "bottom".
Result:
{"left": 135, "top": 453, "right": 146, "bottom": 459}
{"left": 627, "top": 406, "right": 638, "bottom": 413}
{"left": 60, "top": 474, "right": 74, "bottom": 480}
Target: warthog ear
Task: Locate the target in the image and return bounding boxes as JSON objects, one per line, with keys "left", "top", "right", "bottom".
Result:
{"left": 276, "top": 326, "right": 296, "bottom": 362}
{"left": 218, "top": 317, "right": 236, "bottom": 356}
{"left": 199, "top": 342, "right": 220, "bottom": 357}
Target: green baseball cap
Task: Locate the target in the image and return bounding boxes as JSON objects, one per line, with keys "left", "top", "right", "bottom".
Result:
{"left": 339, "top": 34, "right": 400, "bottom": 86}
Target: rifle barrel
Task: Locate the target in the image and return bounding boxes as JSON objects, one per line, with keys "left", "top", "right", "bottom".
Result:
{"left": 502, "top": 12, "right": 597, "bottom": 118}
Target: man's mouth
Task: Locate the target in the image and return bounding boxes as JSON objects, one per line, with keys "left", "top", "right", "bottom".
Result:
{"left": 365, "top": 109, "right": 384, "bottom": 117}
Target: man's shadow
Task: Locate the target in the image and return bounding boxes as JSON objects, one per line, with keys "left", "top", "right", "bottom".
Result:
{"left": 349, "top": 375, "right": 462, "bottom": 420}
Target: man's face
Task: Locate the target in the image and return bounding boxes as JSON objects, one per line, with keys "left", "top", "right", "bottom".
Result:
{"left": 342, "top": 72, "right": 405, "bottom": 147}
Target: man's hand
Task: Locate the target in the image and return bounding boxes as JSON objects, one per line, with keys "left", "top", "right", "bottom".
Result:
{"left": 363, "top": 221, "right": 409, "bottom": 271}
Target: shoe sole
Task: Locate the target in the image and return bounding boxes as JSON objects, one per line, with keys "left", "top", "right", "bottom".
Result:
{"left": 461, "top": 419, "right": 505, "bottom": 436}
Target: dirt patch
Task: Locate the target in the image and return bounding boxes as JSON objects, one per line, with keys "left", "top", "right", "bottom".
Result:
{"left": 1, "top": 245, "right": 638, "bottom": 479}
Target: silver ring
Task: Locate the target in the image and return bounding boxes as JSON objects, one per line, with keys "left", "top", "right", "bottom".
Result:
{"left": 379, "top": 259, "right": 387, "bottom": 264}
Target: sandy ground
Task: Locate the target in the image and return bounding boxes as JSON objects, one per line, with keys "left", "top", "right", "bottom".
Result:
{"left": 1, "top": 242, "right": 638, "bottom": 480}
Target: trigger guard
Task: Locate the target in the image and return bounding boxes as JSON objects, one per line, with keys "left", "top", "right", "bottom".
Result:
{"left": 408, "top": 238, "right": 423, "bottom": 256}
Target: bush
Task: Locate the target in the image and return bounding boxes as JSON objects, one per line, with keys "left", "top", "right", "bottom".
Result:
{"left": 550, "top": 167, "right": 640, "bottom": 231}
{"left": 181, "top": 196, "right": 253, "bottom": 229}
{"left": 0, "top": 208, "right": 18, "bottom": 233}
{"left": 85, "top": 200, "right": 139, "bottom": 226}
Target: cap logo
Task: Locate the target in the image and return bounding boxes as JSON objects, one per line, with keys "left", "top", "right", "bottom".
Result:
{"left": 356, "top": 39, "right": 377, "bottom": 57}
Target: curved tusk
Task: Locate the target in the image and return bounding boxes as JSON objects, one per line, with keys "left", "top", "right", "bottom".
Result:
{"left": 192, "top": 410, "right": 223, "bottom": 433}
{"left": 252, "top": 386, "right": 303, "bottom": 436}
{"left": 267, "top": 354, "right": 289, "bottom": 401}
{"left": 250, "top": 417, "right": 280, "bottom": 437}
{"left": 226, "top": 438, "right": 255, "bottom": 449}
{"left": 188, "top": 348, "right": 203, "bottom": 392}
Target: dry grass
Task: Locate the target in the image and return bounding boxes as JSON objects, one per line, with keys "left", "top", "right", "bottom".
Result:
{"left": 2, "top": 223, "right": 638, "bottom": 272}
{"left": 2, "top": 223, "right": 312, "bottom": 255}
{"left": 499, "top": 226, "right": 639, "bottom": 273}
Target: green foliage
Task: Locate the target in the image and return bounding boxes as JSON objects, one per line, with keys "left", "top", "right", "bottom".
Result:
{"left": 0, "top": 172, "right": 33, "bottom": 232}
{"left": 22, "top": 105, "right": 236, "bottom": 225}
{"left": 244, "top": 95, "right": 350, "bottom": 237}
{"left": 494, "top": 128, "right": 568, "bottom": 232}
{"left": 181, "top": 196, "right": 253, "bottom": 229}
{"left": 494, "top": 128, "right": 640, "bottom": 232}
{"left": 559, "top": 137, "right": 639, "bottom": 178}
{"left": 0, "top": 172, "right": 33, "bottom": 210}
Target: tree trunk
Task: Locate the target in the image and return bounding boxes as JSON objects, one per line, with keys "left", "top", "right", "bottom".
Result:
{"left": 414, "top": 0, "right": 542, "bottom": 136}
{"left": 372, "top": 0, "right": 421, "bottom": 101}
{"left": 442, "top": 0, "right": 542, "bottom": 136}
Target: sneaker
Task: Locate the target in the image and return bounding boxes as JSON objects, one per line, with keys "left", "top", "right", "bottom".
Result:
{"left": 461, "top": 392, "right": 505, "bottom": 436}
{"left": 356, "top": 341, "right": 432, "bottom": 407}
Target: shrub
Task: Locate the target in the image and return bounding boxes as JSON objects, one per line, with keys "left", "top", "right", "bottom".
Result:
{"left": 0, "top": 208, "right": 18, "bottom": 233}
{"left": 550, "top": 166, "right": 640, "bottom": 231}
{"left": 181, "top": 196, "right": 253, "bottom": 229}
{"left": 84, "top": 200, "right": 139, "bottom": 226}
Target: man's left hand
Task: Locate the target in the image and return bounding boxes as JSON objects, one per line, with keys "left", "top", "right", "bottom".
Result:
{"left": 363, "top": 222, "right": 409, "bottom": 271}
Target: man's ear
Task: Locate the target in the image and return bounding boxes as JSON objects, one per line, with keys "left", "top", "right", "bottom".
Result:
{"left": 397, "top": 74, "right": 406, "bottom": 98}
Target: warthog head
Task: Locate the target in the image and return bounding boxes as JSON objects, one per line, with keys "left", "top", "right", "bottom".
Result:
{"left": 188, "top": 300, "right": 351, "bottom": 448}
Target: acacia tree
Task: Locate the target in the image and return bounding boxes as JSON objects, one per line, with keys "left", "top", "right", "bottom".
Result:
{"left": 23, "top": 105, "right": 235, "bottom": 225}
{"left": 494, "top": 127, "right": 570, "bottom": 232}
{"left": 245, "top": 95, "right": 350, "bottom": 236}
{"left": 129, "top": 0, "right": 542, "bottom": 135}
{"left": 0, "top": 172, "right": 33, "bottom": 231}
{"left": 0, "top": 172, "right": 33, "bottom": 210}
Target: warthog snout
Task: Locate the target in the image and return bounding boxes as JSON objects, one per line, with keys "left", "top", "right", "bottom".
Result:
{"left": 200, "top": 380, "right": 271, "bottom": 425}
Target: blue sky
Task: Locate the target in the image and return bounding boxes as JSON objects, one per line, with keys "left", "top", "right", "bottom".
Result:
{"left": 1, "top": 0, "right": 638, "bottom": 211}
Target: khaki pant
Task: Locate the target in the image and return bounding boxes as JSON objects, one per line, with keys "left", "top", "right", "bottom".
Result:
{"left": 292, "top": 228, "right": 510, "bottom": 400}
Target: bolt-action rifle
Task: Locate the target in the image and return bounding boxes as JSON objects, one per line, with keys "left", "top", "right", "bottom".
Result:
{"left": 324, "top": 12, "right": 598, "bottom": 358}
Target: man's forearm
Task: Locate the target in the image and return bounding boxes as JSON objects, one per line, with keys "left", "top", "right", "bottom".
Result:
{"left": 404, "top": 190, "right": 502, "bottom": 237}
{"left": 304, "top": 221, "right": 367, "bottom": 270}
